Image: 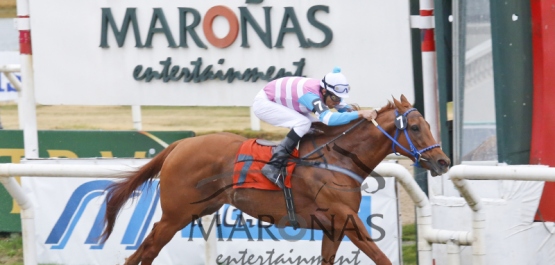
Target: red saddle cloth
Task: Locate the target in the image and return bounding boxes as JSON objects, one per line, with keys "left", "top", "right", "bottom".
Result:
{"left": 233, "top": 139, "right": 298, "bottom": 190}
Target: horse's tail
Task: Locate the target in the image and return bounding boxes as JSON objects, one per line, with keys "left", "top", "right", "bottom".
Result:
{"left": 100, "top": 140, "right": 181, "bottom": 242}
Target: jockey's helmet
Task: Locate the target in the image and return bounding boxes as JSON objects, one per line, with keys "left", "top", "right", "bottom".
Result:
{"left": 320, "top": 67, "right": 350, "bottom": 98}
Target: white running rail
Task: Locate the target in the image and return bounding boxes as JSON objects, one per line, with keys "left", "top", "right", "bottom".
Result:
{"left": 447, "top": 164, "right": 555, "bottom": 265}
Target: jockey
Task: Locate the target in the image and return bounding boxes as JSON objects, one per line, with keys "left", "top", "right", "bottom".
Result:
{"left": 252, "top": 67, "right": 378, "bottom": 188}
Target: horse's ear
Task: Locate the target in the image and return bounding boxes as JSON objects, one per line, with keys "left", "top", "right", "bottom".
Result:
{"left": 400, "top": 94, "right": 413, "bottom": 107}
{"left": 392, "top": 95, "right": 403, "bottom": 110}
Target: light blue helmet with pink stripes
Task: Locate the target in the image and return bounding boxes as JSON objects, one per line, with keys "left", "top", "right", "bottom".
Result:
{"left": 320, "top": 67, "right": 350, "bottom": 98}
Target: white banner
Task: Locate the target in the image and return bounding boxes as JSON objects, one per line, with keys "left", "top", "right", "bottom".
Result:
{"left": 28, "top": 0, "right": 414, "bottom": 107}
{"left": 22, "top": 159, "right": 401, "bottom": 264}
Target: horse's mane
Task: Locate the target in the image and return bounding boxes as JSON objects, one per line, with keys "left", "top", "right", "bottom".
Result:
{"left": 306, "top": 101, "right": 397, "bottom": 139}
{"left": 377, "top": 101, "right": 396, "bottom": 114}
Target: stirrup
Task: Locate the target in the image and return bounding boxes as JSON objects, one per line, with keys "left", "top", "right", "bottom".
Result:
{"left": 274, "top": 173, "right": 285, "bottom": 189}
{"left": 262, "top": 160, "right": 286, "bottom": 189}
{"left": 262, "top": 164, "right": 285, "bottom": 189}
{"left": 265, "top": 171, "right": 284, "bottom": 189}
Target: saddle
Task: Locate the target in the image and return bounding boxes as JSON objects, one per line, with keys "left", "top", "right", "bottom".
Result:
{"left": 232, "top": 139, "right": 298, "bottom": 190}
{"left": 233, "top": 139, "right": 301, "bottom": 228}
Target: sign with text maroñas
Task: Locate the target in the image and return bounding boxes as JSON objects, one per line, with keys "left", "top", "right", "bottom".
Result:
{"left": 28, "top": 0, "right": 414, "bottom": 107}
{"left": 0, "top": 130, "right": 194, "bottom": 232}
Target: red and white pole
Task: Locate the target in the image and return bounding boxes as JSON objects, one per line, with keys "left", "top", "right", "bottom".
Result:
{"left": 15, "top": 0, "right": 38, "bottom": 265}
{"left": 419, "top": 0, "right": 440, "bottom": 143}
{"left": 16, "top": 0, "right": 38, "bottom": 159}
{"left": 410, "top": 1, "right": 438, "bottom": 264}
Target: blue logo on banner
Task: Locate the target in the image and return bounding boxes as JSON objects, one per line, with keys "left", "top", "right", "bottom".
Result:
{"left": 45, "top": 180, "right": 160, "bottom": 250}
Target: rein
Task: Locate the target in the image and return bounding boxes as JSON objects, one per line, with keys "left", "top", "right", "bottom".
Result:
{"left": 372, "top": 108, "right": 440, "bottom": 167}
{"left": 293, "top": 119, "right": 367, "bottom": 184}
{"left": 301, "top": 118, "right": 366, "bottom": 160}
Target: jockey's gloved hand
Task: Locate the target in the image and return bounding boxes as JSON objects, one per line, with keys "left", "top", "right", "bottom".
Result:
{"left": 359, "top": 109, "right": 378, "bottom": 121}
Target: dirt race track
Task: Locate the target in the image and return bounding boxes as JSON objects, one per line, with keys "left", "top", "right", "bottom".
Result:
{"left": 0, "top": 103, "right": 417, "bottom": 225}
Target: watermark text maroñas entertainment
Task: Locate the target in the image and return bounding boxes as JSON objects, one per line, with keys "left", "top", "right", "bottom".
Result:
{"left": 217, "top": 249, "right": 361, "bottom": 265}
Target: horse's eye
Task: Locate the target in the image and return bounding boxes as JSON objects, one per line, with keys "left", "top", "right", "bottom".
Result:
{"left": 411, "top": 125, "right": 420, "bottom": 132}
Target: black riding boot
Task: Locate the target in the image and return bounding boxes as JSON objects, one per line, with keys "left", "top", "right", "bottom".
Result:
{"left": 261, "top": 130, "right": 301, "bottom": 189}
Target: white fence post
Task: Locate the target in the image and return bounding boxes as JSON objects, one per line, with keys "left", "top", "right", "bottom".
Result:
{"left": 250, "top": 107, "right": 260, "bottom": 131}
{"left": 132, "top": 105, "right": 142, "bottom": 130}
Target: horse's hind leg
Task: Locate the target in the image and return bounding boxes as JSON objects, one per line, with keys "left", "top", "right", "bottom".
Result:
{"left": 138, "top": 216, "right": 187, "bottom": 265}
{"left": 124, "top": 222, "right": 160, "bottom": 265}
{"left": 124, "top": 204, "right": 222, "bottom": 265}
{"left": 123, "top": 215, "right": 185, "bottom": 265}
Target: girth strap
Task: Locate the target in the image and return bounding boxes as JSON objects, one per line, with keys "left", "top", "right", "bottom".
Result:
{"left": 283, "top": 186, "right": 299, "bottom": 229}
{"left": 277, "top": 167, "right": 299, "bottom": 229}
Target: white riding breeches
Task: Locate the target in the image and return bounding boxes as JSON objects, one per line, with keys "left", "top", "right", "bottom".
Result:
{"left": 252, "top": 90, "right": 314, "bottom": 137}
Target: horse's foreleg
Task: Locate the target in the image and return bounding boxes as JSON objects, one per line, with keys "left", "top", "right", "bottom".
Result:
{"left": 337, "top": 213, "right": 391, "bottom": 265}
{"left": 321, "top": 231, "right": 344, "bottom": 264}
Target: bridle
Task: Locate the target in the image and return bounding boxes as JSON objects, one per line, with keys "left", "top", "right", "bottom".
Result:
{"left": 372, "top": 108, "right": 440, "bottom": 167}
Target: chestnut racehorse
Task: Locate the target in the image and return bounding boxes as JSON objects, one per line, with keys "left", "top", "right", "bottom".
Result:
{"left": 101, "top": 95, "right": 450, "bottom": 265}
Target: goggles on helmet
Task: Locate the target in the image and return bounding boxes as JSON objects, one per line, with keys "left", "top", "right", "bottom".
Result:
{"left": 322, "top": 77, "right": 350, "bottom": 94}
{"left": 328, "top": 84, "right": 350, "bottom": 93}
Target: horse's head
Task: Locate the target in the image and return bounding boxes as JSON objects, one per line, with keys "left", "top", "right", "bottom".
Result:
{"left": 383, "top": 95, "right": 451, "bottom": 176}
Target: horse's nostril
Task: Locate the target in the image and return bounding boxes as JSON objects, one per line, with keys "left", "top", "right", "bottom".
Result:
{"left": 438, "top": 159, "right": 448, "bottom": 167}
